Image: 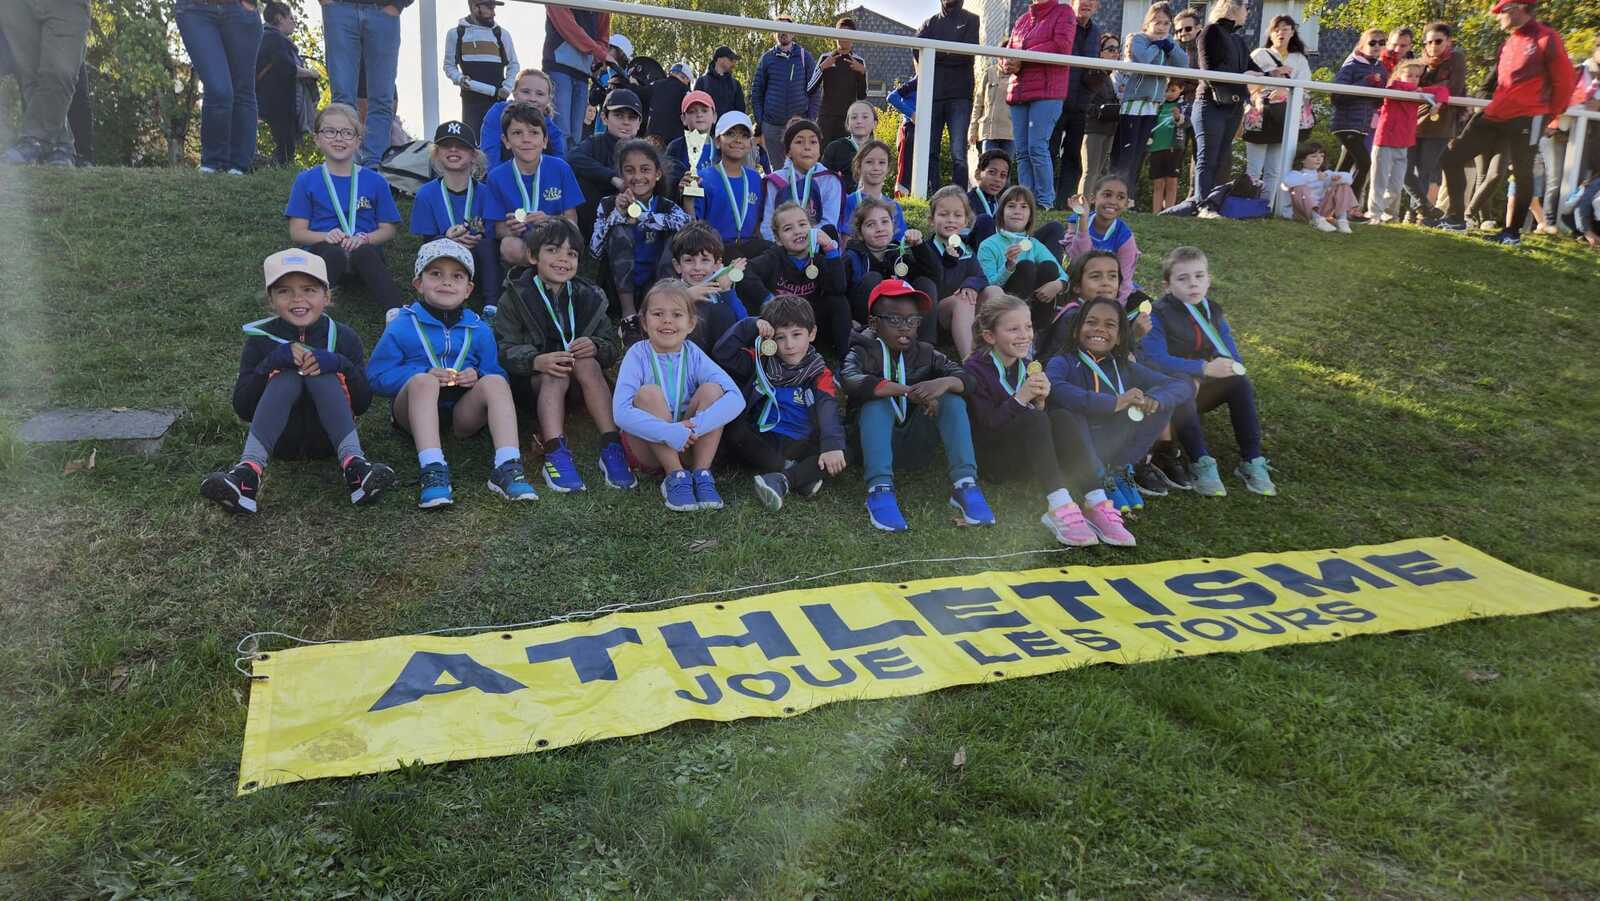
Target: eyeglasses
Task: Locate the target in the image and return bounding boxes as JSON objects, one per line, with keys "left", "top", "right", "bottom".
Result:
{"left": 875, "top": 314, "right": 923, "bottom": 329}
{"left": 1366, "top": 39, "right": 1385, "bottom": 46}
{"left": 318, "top": 127, "right": 357, "bottom": 139}
{"left": 1176, "top": 25, "right": 1196, "bottom": 33}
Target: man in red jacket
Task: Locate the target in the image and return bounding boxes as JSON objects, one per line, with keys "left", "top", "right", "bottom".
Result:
{"left": 1432, "top": 0, "right": 1577, "bottom": 245}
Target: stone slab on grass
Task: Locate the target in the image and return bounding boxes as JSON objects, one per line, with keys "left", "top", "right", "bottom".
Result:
{"left": 18, "top": 408, "right": 181, "bottom": 455}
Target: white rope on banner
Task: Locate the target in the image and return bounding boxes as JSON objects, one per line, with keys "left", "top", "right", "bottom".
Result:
{"left": 232, "top": 546, "right": 1078, "bottom": 679}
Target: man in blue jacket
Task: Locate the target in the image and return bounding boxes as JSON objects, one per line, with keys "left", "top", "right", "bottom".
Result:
{"left": 751, "top": 16, "right": 818, "bottom": 166}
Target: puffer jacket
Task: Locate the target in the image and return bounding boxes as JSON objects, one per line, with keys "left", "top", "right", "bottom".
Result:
{"left": 1331, "top": 52, "right": 1389, "bottom": 133}
{"left": 1006, "top": 0, "right": 1077, "bottom": 105}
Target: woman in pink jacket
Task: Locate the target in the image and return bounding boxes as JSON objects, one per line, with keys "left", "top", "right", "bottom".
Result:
{"left": 1004, "top": 0, "right": 1077, "bottom": 207}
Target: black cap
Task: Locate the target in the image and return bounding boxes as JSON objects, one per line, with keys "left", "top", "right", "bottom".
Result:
{"left": 433, "top": 119, "right": 478, "bottom": 146}
{"left": 713, "top": 45, "right": 740, "bottom": 63}
{"left": 603, "top": 87, "right": 643, "bottom": 115}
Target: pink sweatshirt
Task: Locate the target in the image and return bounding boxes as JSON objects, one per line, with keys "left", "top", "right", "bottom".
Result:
{"left": 1068, "top": 214, "right": 1139, "bottom": 305}
{"left": 1373, "top": 81, "right": 1450, "bottom": 149}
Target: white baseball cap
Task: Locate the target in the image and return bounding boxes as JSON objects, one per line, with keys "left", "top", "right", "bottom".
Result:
{"left": 263, "top": 249, "right": 329, "bottom": 289}
{"left": 715, "top": 110, "right": 755, "bottom": 138}
{"left": 414, "top": 238, "right": 476, "bottom": 279}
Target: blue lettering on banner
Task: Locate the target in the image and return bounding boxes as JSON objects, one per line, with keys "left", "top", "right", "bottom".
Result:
{"left": 368, "top": 651, "right": 527, "bottom": 712}
{"left": 1005, "top": 630, "right": 1069, "bottom": 657}
{"left": 727, "top": 671, "right": 791, "bottom": 701}
{"left": 1362, "top": 551, "right": 1475, "bottom": 586}
{"left": 1164, "top": 570, "right": 1278, "bottom": 609}
{"left": 905, "top": 586, "right": 1032, "bottom": 634}
{"left": 1062, "top": 628, "right": 1122, "bottom": 652}
{"left": 1270, "top": 607, "right": 1334, "bottom": 629}
{"left": 954, "top": 639, "right": 1022, "bottom": 665}
{"left": 524, "top": 626, "right": 642, "bottom": 682}
{"left": 1255, "top": 558, "right": 1396, "bottom": 597}
{"left": 1106, "top": 577, "right": 1177, "bottom": 616}
{"left": 793, "top": 659, "right": 857, "bottom": 688}
{"left": 1317, "top": 600, "right": 1378, "bottom": 622}
{"left": 802, "top": 603, "right": 925, "bottom": 650}
{"left": 1011, "top": 580, "right": 1105, "bottom": 622}
{"left": 676, "top": 673, "right": 722, "bottom": 705}
{"left": 1181, "top": 617, "right": 1239, "bottom": 641}
{"left": 856, "top": 646, "right": 923, "bottom": 679}
{"left": 1135, "top": 620, "right": 1189, "bottom": 642}
{"left": 1223, "top": 612, "right": 1288, "bottom": 635}
{"left": 659, "top": 611, "right": 799, "bottom": 668}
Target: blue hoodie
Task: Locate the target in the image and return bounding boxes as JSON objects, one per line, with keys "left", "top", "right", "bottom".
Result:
{"left": 366, "top": 302, "right": 505, "bottom": 397}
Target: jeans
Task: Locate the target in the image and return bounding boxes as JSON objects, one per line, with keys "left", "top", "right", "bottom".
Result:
{"left": 1244, "top": 142, "right": 1288, "bottom": 217}
{"left": 1404, "top": 136, "right": 1448, "bottom": 217}
{"left": 1110, "top": 114, "right": 1157, "bottom": 200}
{"left": 1051, "top": 106, "right": 1087, "bottom": 207}
{"left": 858, "top": 394, "right": 977, "bottom": 489}
{"left": 322, "top": 1, "right": 401, "bottom": 166}
{"left": 927, "top": 97, "right": 972, "bottom": 190}
{"left": 1010, "top": 98, "right": 1064, "bottom": 207}
{"left": 1173, "top": 374, "right": 1262, "bottom": 462}
{"left": 0, "top": 0, "right": 91, "bottom": 148}
{"left": 1442, "top": 114, "right": 1538, "bottom": 234}
{"left": 550, "top": 68, "right": 589, "bottom": 139}
{"left": 1191, "top": 100, "right": 1243, "bottom": 204}
{"left": 176, "top": 1, "right": 263, "bottom": 171}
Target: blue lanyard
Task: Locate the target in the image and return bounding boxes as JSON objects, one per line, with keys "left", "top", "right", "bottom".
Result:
{"left": 243, "top": 314, "right": 338, "bottom": 352}
{"left": 1076, "top": 351, "right": 1125, "bottom": 395}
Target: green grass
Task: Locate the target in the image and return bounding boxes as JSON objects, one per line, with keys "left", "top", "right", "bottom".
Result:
{"left": 1, "top": 164, "right": 1598, "bottom": 899}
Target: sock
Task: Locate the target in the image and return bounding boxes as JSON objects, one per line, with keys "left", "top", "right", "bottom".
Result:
{"left": 953, "top": 476, "right": 975, "bottom": 489}
{"left": 1046, "top": 488, "right": 1074, "bottom": 510}
{"left": 1086, "top": 489, "right": 1108, "bottom": 507}
{"left": 418, "top": 447, "right": 445, "bottom": 468}
{"left": 493, "top": 446, "right": 520, "bottom": 467}
{"left": 600, "top": 430, "right": 621, "bottom": 447}
{"left": 335, "top": 430, "right": 364, "bottom": 464}
{"left": 241, "top": 433, "right": 270, "bottom": 469}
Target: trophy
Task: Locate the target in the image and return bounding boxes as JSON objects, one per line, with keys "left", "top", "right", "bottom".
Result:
{"left": 682, "top": 130, "right": 709, "bottom": 198}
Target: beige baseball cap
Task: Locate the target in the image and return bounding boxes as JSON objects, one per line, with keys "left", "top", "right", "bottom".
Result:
{"left": 263, "top": 249, "right": 329, "bottom": 289}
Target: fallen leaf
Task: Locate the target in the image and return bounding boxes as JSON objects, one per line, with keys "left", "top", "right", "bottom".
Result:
{"left": 109, "top": 665, "right": 130, "bottom": 693}
{"left": 688, "top": 538, "right": 719, "bottom": 553}
{"left": 110, "top": 406, "right": 130, "bottom": 413}
{"left": 952, "top": 746, "right": 966, "bottom": 769}
{"left": 62, "top": 448, "right": 97, "bottom": 475}
{"left": 1463, "top": 668, "right": 1501, "bottom": 683}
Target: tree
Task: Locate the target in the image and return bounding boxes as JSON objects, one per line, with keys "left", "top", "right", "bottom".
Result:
{"left": 611, "top": 0, "right": 844, "bottom": 86}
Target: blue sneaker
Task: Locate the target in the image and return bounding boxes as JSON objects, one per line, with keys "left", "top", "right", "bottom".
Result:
{"left": 539, "top": 437, "right": 586, "bottom": 493}
{"left": 418, "top": 462, "right": 454, "bottom": 509}
{"left": 488, "top": 460, "right": 538, "bottom": 501}
{"left": 949, "top": 482, "right": 996, "bottom": 526}
{"left": 661, "top": 470, "right": 698, "bottom": 511}
{"left": 866, "top": 485, "right": 909, "bottom": 532}
{"left": 598, "top": 440, "right": 636, "bottom": 489}
{"left": 691, "top": 469, "right": 724, "bottom": 510}
{"left": 1189, "top": 455, "right": 1228, "bottom": 497}
{"left": 1119, "top": 466, "right": 1145, "bottom": 511}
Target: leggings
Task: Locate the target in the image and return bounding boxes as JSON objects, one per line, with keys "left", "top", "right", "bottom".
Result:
{"left": 1065, "top": 403, "right": 1175, "bottom": 495}
{"left": 723, "top": 415, "right": 826, "bottom": 492}
{"left": 242, "top": 371, "right": 360, "bottom": 466}
{"left": 1173, "top": 374, "right": 1262, "bottom": 462}
{"left": 972, "top": 408, "right": 1096, "bottom": 497}
{"left": 1442, "top": 114, "right": 1538, "bottom": 234}
{"left": 1333, "top": 130, "right": 1373, "bottom": 203}
{"left": 306, "top": 242, "right": 403, "bottom": 308}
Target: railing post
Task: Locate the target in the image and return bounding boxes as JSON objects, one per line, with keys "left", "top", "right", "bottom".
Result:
{"left": 420, "top": 0, "right": 441, "bottom": 135}
{"left": 911, "top": 47, "right": 936, "bottom": 200}
{"left": 1271, "top": 84, "right": 1303, "bottom": 219}
{"left": 1560, "top": 111, "right": 1588, "bottom": 207}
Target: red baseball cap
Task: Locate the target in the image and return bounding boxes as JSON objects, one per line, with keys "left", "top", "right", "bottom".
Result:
{"left": 868, "top": 278, "right": 932, "bottom": 314}
{"left": 1490, "top": 0, "right": 1534, "bottom": 11}
{"left": 681, "top": 90, "right": 715, "bottom": 115}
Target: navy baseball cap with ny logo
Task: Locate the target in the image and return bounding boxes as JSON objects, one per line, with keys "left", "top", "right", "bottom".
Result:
{"left": 433, "top": 120, "right": 478, "bottom": 146}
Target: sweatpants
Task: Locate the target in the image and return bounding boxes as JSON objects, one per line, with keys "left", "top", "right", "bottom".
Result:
{"left": 858, "top": 394, "right": 977, "bottom": 490}
{"left": 306, "top": 242, "right": 404, "bottom": 308}
{"left": 1442, "top": 114, "right": 1539, "bottom": 234}
{"left": 242, "top": 371, "right": 361, "bottom": 466}
{"left": 972, "top": 407, "right": 1096, "bottom": 497}
{"left": 1367, "top": 145, "right": 1410, "bottom": 219}
{"left": 723, "top": 416, "right": 826, "bottom": 492}
{"left": 1173, "top": 374, "right": 1262, "bottom": 462}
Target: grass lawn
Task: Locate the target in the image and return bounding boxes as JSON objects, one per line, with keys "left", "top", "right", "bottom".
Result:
{"left": 1, "top": 165, "right": 1598, "bottom": 899}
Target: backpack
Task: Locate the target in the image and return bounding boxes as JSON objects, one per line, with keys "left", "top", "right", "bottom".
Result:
{"left": 455, "top": 23, "right": 509, "bottom": 74}
{"left": 377, "top": 140, "right": 435, "bottom": 196}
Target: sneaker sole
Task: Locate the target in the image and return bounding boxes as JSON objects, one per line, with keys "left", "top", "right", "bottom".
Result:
{"left": 752, "top": 476, "right": 784, "bottom": 512}
{"left": 1134, "top": 480, "right": 1169, "bottom": 498}
{"left": 350, "top": 466, "right": 396, "bottom": 505}
{"left": 1039, "top": 512, "right": 1098, "bottom": 547}
{"left": 200, "top": 476, "right": 256, "bottom": 514}
{"left": 418, "top": 494, "right": 454, "bottom": 509}
{"left": 866, "top": 502, "right": 908, "bottom": 532}
{"left": 487, "top": 480, "right": 539, "bottom": 502}
{"left": 948, "top": 497, "right": 996, "bottom": 526}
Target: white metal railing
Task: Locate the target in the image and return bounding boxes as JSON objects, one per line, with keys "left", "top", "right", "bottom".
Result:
{"left": 415, "top": 0, "right": 1597, "bottom": 209}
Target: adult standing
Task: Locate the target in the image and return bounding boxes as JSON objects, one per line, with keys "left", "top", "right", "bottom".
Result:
{"left": 916, "top": 0, "right": 981, "bottom": 191}
{"left": 1077, "top": 33, "right": 1123, "bottom": 199}
{"left": 970, "top": 54, "right": 1014, "bottom": 156}
{"left": 1003, "top": 0, "right": 1077, "bottom": 208}
{"left": 751, "top": 16, "right": 818, "bottom": 165}
{"left": 1434, "top": 0, "right": 1576, "bottom": 245}
{"left": 321, "top": 0, "right": 407, "bottom": 167}
{"left": 1172, "top": 6, "right": 1203, "bottom": 196}
{"left": 809, "top": 17, "right": 867, "bottom": 145}
{"left": 647, "top": 62, "right": 693, "bottom": 148}
{"left": 1403, "top": 22, "right": 1467, "bottom": 221}
{"left": 0, "top": 0, "right": 92, "bottom": 165}
{"left": 1189, "top": 0, "right": 1251, "bottom": 217}
{"left": 443, "top": 0, "right": 518, "bottom": 137}
{"left": 541, "top": 2, "right": 610, "bottom": 139}
{"left": 175, "top": 0, "right": 264, "bottom": 172}
{"left": 257, "top": 2, "right": 318, "bottom": 166}
{"left": 1242, "top": 14, "right": 1310, "bottom": 214}
{"left": 1110, "top": 3, "right": 1188, "bottom": 204}
{"left": 695, "top": 46, "right": 746, "bottom": 119}
{"left": 1049, "top": 0, "right": 1103, "bottom": 210}
{"left": 1329, "top": 28, "right": 1388, "bottom": 213}
{"left": 1538, "top": 47, "right": 1595, "bottom": 232}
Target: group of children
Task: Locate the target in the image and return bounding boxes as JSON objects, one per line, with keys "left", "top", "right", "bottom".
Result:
{"left": 204, "top": 87, "right": 1278, "bottom": 547}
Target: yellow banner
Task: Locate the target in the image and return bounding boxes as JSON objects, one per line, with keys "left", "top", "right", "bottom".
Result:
{"left": 238, "top": 537, "right": 1596, "bottom": 793}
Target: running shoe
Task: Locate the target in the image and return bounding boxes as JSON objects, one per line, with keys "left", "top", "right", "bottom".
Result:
{"left": 1083, "top": 500, "right": 1136, "bottom": 547}
{"left": 1189, "top": 455, "right": 1228, "bottom": 497}
{"left": 691, "top": 469, "right": 724, "bottom": 510}
{"left": 1132, "top": 462, "right": 1170, "bottom": 497}
{"left": 1234, "top": 456, "right": 1278, "bottom": 496}
{"left": 488, "top": 459, "right": 538, "bottom": 501}
{"left": 1040, "top": 502, "right": 1098, "bottom": 546}
{"left": 753, "top": 472, "right": 788, "bottom": 512}
{"left": 598, "top": 440, "right": 637, "bottom": 489}
{"left": 866, "top": 485, "right": 908, "bottom": 532}
{"left": 1152, "top": 445, "right": 1193, "bottom": 490}
{"left": 540, "top": 437, "right": 586, "bottom": 492}
{"left": 949, "top": 482, "right": 997, "bottom": 526}
{"left": 200, "top": 462, "right": 261, "bottom": 514}
{"left": 341, "top": 455, "right": 395, "bottom": 505}
{"left": 661, "top": 470, "right": 698, "bottom": 511}
{"left": 418, "top": 462, "right": 454, "bottom": 508}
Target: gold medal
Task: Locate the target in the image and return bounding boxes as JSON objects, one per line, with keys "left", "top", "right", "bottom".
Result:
{"left": 627, "top": 201, "right": 644, "bottom": 219}
{"left": 1128, "top": 406, "right": 1145, "bottom": 422}
{"left": 1232, "top": 361, "right": 1247, "bottom": 376}
{"left": 1138, "top": 299, "right": 1153, "bottom": 315}
{"left": 759, "top": 338, "right": 778, "bottom": 356}
{"left": 728, "top": 266, "right": 744, "bottom": 284}
{"left": 1017, "top": 239, "right": 1032, "bottom": 252}
{"left": 947, "top": 233, "right": 962, "bottom": 251}
{"left": 512, "top": 208, "right": 527, "bottom": 221}
{"left": 894, "top": 261, "right": 908, "bottom": 277}
{"left": 1026, "top": 361, "right": 1042, "bottom": 376}
{"left": 446, "top": 368, "right": 459, "bottom": 387}
{"left": 805, "top": 264, "right": 819, "bottom": 279}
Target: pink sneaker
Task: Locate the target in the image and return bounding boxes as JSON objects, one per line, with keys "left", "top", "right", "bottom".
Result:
{"left": 1040, "top": 503, "right": 1098, "bottom": 547}
{"left": 1083, "top": 500, "right": 1136, "bottom": 547}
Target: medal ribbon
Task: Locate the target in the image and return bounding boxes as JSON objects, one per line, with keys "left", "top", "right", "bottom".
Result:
{"left": 1076, "top": 351, "right": 1125, "bottom": 396}
{"left": 991, "top": 351, "right": 1027, "bottom": 396}
{"left": 412, "top": 315, "right": 473, "bottom": 371}
{"left": 443, "top": 179, "right": 475, "bottom": 229}
{"left": 534, "top": 276, "right": 574, "bottom": 350}
{"left": 320, "top": 164, "right": 360, "bottom": 235}
{"left": 717, "top": 165, "right": 749, "bottom": 234}
{"left": 1183, "top": 300, "right": 1233, "bottom": 359}
{"left": 752, "top": 340, "right": 782, "bottom": 432}
{"left": 976, "top": 190, "right": 995, "bottom": 218}
{"left": 515, "top": 157, "right": 542, "bottom": 213}
{"left": 878, "top": 338, "right": 907, "bottom": 423}
{"left": 648, "top": 347, "right": 690, "bottom": 422}
{"left": 242, "top": 315, "right": 338, "bottom": 352}
{"left": 788, "top": 164, "right": 814, "bottom": 207}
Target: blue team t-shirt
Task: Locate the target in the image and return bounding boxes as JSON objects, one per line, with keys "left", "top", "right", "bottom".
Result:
{"left": 693, "top": 163, "right": 762, "bottom": 242}
{"left": 839, "top": 191, "right": 908, "bottom": 240}
{"left": 771, "top": 385, "right": 816, "bottom": 441}
{"left": 482, "top": 155, "right": 584, "bottom": 221}
{"left": 409, "top": 177, "right": 489, "bottom": 238}
{"left": 285, "top": 165, "right": 401, "bottom": 234}
{"left": 478, "top": 101, "right": 565, "bottom": 170}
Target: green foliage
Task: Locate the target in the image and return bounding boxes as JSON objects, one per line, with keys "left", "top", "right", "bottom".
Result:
{"left": 612, "top": 0, "right": 844, "bottom": 86}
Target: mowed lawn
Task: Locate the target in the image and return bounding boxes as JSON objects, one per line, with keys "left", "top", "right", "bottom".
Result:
{"left": 1, "top": 165, "right": 1598, "bottom": 899}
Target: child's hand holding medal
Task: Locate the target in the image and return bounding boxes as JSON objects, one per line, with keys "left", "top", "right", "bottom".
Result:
{"left": 323, "top": 228, "right": 347, "bottom": 246}
{"left": 903, "top": 228, "right": 923, "bottom": 246}
{"left": 505, "top": 211, "right": 528, "bottom": 235}
{"left": 291, "top": 343, "right": 319, "bottom": 377}
{"left": 1021, "top": 362, "right": 1050, "bottom": 406}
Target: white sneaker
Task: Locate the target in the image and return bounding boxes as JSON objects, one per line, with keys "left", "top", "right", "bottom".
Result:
{"left": 226, "top": 168, "right": 246, "bottom": 176}
{"left": 1197, "top": 208, "right": 1221, "bottom": 220}
{"left": 1311, "top": 214, "right": 1337, "bottom": 233}
{"left": 1378, "top": 213, "right": 1397, "bottom": 224}
{"left": 1335, "top": 218, "right": 1352, "bottom": 234}
{"left": 197, "top": 165, "right": 217, "bottom": 174}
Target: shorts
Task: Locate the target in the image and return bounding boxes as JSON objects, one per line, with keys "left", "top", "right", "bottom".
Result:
{"left": 389, "top": 385, "right": 471, "bottom": 437}
{"left": 1148, "top": 149, "right": 1180, "bottom": 180}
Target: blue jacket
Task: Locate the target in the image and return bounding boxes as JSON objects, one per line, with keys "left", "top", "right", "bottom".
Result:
{"left": 1116, "top": 34, "right": 1189, "bottom": 104}
{"left": 1331, "top": 53, "right": 1388, "bottom": 133}
{"left": 1045, "top": 351, "right": 1192, "bottom": 423}
{"left": 1064, "top": 18, "right": 1104, "bottom": 110}
{"left": 1136, "top": 294, "right": 1241, "bottom": 379}
{"left": 366, "top": 302, "right": 505, "bottom": 397}
{"left": 752, "top": 44, "right": 818, "bottom": 126}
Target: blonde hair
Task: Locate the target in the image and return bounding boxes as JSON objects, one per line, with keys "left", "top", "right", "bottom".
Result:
{"left": 972, "top": 294, "right": 1029, "bottom": 349}
{"left": 846, "top": 100, "right": 878, "bottom": 126}
{"left": 641, "top": 279, "right": 698, "bottom": 322}
{"left": 771, "top": 200, "right": 812, "bottom": 233}
{"left": 430, "top": 144, "right": 488, "bottom": 178}
{"left": 1161, "top": 245, "right": 1208, "bottom": 281}
{"left": 516, "top": 68, "right": 552, "bottom": 93}
{"left": 929, "top": 184, "right": 973, "bottom": 226}
{"left": 1208, "top": 0, "right": 1244, "bottom": 24}
{"left": 314, "top": 102, "right": 362, "bottom": 137}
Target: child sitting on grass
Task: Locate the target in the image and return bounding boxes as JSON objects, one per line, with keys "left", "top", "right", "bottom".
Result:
{"left": 494, "top": 219, "right": 635, "bottom": 493}
{"left": 906, "top": 186, "right": 999, "bottom": 360}
{"left": 285, "top": 103, "right": 403, "bottom": 309}
{"left": 1066, "top": 174, "right": 1141, "bottom": 306}
{"left": 737, "top": 202, "right": 851, "bottom": 358}
{"left": 1138, "top": 245, "right": 1277, "bottom": 498}
{"left": 713, "top": 296, "right": 847, "bottom": 511}
{"left": 842, "top": 279, "right": 995, "bottom": 533}
{"left": 484, "top": 102, "right": 583, "bottom": 267}
{"left": 590, "top": 139, "right": 689, "bottom": 321}
{"left": 612, "top": 280, "right": 747, "bottom": 511}
{"left": 202, "top": 250, "right": 395, "bottom": 514}
{"left": 967, "top": 149, "right": 1011, "bottom": 246}
{"left": 367, "top": 240, "right": 538, "bottom": 508}
{"left": 760, "top": 119, "right": 844, "bottom": 239}
{"left": 410, "top": 120, "right": 496, "bottom": 303}
{"left": 839, "top": 140, "right": 907, "bottom": 239}
{"left": 1282, "top": 142, "right": 1357, "bottom": 233}
{"left": 669, "top": 223, "right": 749, "bottom": 353}
{"left": 821, "top": 100, "right": 879, "bottom": 193}
{"left": 978, "top": 185, "right": 1067, "bottom": 338}
{"left": 689, "top": 111, "right": 765, "bottom": 255}
{"left": 479, "top": 68, "right": 564, "bottom": 169}
{"left": 844, "top": 196, "right": 929, "bottom": 338}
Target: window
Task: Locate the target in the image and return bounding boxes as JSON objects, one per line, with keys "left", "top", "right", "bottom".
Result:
{"left": 1260, "top": 0, "right": 1320, "bottom": 53}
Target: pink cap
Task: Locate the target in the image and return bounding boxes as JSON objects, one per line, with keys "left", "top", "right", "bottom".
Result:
{"left": 680, "top": 90, "right": 716, "bottom": 115}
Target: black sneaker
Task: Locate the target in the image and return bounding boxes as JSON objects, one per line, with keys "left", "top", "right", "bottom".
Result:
{"left": 618, "top": 314, "right": 646, "bottom": 346}
{"left": 1133, "top": 462, "right": 1170, "bottom": 497}
{"left": 1152, "top": 445, "right": 1193, "bottom": 491}
{"left": 342, "top": 455, "right": 396, "bottom": 505}
{"left": 200, "top": 463, "right": 261, "bottom": 513}
{"left": 753, "top": 472, "right": 788, "bottom": 511}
